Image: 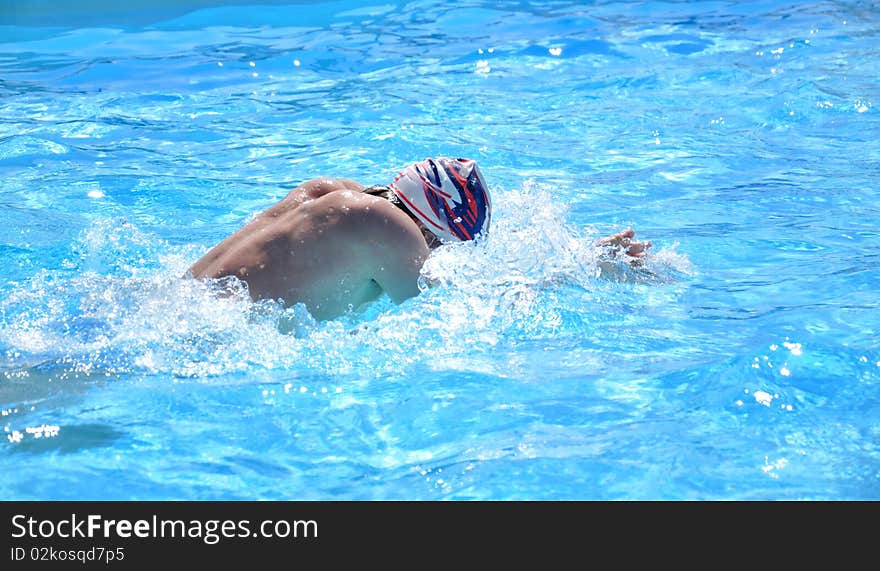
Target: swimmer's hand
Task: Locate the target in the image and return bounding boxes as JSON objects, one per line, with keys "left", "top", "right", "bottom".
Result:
{"left": 596, "top": 228, "right": 651, "bottom": 266}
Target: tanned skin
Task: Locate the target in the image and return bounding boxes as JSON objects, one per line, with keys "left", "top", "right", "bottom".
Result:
{"left": 189, "top": 178, "right": 428, "bottom": 320}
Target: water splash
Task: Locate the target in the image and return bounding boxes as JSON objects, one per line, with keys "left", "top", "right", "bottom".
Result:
{"left": 1, "top": 183, "right": 692, "bottom": 385}
{"left": 423, "top": 179, "right": 692, "bottom": 289}
{"left": 320, "top": 181, "right": 693, "bottom": 378}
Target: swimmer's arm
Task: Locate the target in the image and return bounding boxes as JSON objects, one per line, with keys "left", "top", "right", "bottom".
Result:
{"left": 345, "top": 196, "right": 430, "bottom": 304}
{"left": 537, "top": 228, "right": 653, "bottom": 285}
{"left": 372, "top": 230, "right": 429, "bottom": 304}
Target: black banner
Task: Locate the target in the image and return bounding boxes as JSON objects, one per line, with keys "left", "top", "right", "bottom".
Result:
{"left": 0, "top": 501, "right": 870, "bottom": 566}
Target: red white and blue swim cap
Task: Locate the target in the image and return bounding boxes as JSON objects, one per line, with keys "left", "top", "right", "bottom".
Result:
{"left": 390, "top": 157, "right": 492, "bottom": 243}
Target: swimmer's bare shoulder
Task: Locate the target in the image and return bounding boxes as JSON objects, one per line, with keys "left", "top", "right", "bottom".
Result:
{"left": 318, "top": 189, "right": 429, "bottom": 303}
{"left": 283, "top": 177, "right": 365, "bottom": 203}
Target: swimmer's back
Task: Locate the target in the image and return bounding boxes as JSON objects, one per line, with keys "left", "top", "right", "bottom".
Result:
{"left": 188, "top": 177, "right": 364, "bottom": 278}
{"left": 188, "top": 178, "right": 428, "bottom": 319}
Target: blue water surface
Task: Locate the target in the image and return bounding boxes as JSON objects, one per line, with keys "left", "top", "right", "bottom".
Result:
{"left": 1, "top": 0, "right": 879, "bottom": 500}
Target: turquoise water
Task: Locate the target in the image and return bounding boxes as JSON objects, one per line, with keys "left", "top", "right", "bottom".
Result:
{"left": 1, "top": 0, "right": 878, "bottom": 500}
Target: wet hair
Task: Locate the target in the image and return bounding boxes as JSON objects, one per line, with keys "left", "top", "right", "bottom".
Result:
{"left": 364, "top": 184, "right": 421, "bottom": 221}
{"left": 362, "top": 184, "right": 441, "bottom": 249}
{"left": 363, "top": 184, "right": 402, "bottom": 206}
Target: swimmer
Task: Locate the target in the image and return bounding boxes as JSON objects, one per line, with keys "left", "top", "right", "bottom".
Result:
{"left": 188, "top": 157, "right": 650, "bottom": 319}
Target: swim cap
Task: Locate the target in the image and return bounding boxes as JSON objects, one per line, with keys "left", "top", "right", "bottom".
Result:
{"left": 390, "top": 157, "right": 491, "bottom": 243}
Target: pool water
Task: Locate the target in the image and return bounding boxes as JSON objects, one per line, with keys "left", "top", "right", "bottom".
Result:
{"left": 1, "top": 0, "right": 878, "bottom": 500}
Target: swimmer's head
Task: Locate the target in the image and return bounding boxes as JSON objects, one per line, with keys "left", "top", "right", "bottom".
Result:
{"left": 390, "top": 157, "right": 492, "bottom": 244}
